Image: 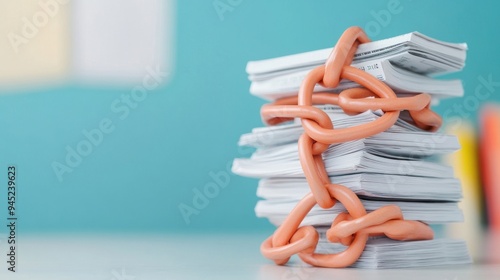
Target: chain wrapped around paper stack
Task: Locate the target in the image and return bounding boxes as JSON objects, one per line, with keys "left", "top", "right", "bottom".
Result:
{"left": 259, "top": 26, "right": 443, "bottom": 268}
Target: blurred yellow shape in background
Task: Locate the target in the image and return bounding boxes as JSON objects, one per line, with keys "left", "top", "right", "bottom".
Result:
{"left": 0, "top": 0, "right": 70, "bottom": 87}
{"left": 446, "top": 122, "right": 483, "bottom": 260}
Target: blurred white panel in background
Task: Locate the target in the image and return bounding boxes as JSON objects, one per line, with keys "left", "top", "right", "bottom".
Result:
{"left": 0, "top": 0, "right": 70, "bottom": 87}
{"left": 71, "top": 0, "right": 175, "bottom": 85}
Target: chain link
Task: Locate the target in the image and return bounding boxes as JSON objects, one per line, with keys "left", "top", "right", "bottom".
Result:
{"left": 259, "top": 26, "right": 439, "bottom": 268}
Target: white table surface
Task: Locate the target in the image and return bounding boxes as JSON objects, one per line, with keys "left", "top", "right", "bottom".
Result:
{"left": 0, "top": 232, "right": 499, "bottom": 279}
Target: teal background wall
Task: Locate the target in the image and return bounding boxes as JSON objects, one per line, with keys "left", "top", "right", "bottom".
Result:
{"left": 0, "top": 0, "right": 499, "bottom": 233}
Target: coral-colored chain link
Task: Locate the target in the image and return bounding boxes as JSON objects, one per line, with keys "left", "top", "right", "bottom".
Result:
{"left": 259, "top": 27, "right": 439, "bottom": 268}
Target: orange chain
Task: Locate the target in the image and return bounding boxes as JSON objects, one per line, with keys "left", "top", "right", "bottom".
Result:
{"left": 259, "top": 27, "right": 441, "bottom": 268}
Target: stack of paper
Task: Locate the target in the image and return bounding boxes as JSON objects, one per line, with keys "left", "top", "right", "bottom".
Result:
{"left": 315, "top": 227, "right": 471, "bottom": 269}
{"left": 247, "top": 32, "right": 467, "bottom": 101}
{"left": 233, "top": 31, "right": 472, "bottom": 268}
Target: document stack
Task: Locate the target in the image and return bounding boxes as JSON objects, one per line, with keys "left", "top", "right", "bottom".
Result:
{"left": 232, "top": 32, "right": 473, "bottom": 268}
